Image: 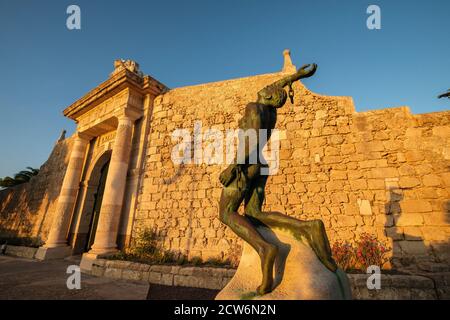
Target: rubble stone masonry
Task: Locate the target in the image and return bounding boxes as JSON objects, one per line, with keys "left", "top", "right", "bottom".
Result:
{"left": 1, "top": 70, "right": 449, "bottom": 273}
{"left": 136, "top": 72, "right": 450, "bottom": 272}
{"left": 0, "top": 137, "right": 74, "bottom": 241}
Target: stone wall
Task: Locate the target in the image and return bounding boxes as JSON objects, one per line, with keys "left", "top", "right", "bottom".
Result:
{"left": 90, "top": 258, "right": 450, "bottom": 299}
{"left": 135, "top": 71, "right": 450, "bottom": 272}
{"left": 0, "top": 137, "right": 74, "bottom": 241}
{"left": 0, "top": 68, "right": 448, "bottom": 274}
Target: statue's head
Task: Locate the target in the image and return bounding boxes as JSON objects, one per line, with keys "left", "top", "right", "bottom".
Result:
{"left": 257, "top": 85, "right": 288, "bottom": 108}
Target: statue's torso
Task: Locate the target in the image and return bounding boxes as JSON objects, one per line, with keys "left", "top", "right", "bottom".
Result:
{"left": 237, "top": 102, "right": 277, "bottom": 167}
{"left": 239, "top": 102, "right": 277, "bottom": 134}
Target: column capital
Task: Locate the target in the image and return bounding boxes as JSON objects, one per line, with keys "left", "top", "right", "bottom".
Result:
{"left": 75, "top": 131, "right": 93, "bottom": 142}
{"left": 117, "top": 107, "right": 142, "bottom": 122}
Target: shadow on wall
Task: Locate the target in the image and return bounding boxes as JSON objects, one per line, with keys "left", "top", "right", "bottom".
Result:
{"left": 385, "top": 188, "right": 450, "bottom": 272}
{"left": 0, "top": 140, "right": 70, "bottom": 243}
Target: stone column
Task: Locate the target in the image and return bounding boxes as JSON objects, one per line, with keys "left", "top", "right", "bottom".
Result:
{"left": 88, "top": 114, "right": 136, "bottom": 255}
{"left": 36, "top": 133, "right": 89, "bottom": 260}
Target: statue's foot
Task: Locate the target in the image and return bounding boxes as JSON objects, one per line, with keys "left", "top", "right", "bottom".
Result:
{"left": 256, "top": 244, "right": 278, "bottom": 295}
{"left": 306, "top": 220, "right": 338, "bottom": 273}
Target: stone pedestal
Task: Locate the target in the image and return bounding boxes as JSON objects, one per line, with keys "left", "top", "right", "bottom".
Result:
{"left": 215, "top": 226, "right": 352, "bottom": 300}
{"left": 35, "top": 246, "right": 73, "bottom": 261}
{"left": 80, "top": 252, "right": 103, "bottom": 272}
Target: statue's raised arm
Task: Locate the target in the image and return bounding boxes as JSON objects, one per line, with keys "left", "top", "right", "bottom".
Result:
{"left": 257, "top": 63, "right": 318, "bottom": 106}
{"left": 272, "top": 63, "right": 318, "bottom": 87}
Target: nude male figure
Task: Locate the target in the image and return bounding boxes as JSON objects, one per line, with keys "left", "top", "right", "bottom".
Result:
{"left": 218, "top": 64, "right": 337, "bottom": 295}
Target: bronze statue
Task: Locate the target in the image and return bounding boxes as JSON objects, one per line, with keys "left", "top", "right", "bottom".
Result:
{"left": 218, "top": 63, "right": 337, "bottom": 295}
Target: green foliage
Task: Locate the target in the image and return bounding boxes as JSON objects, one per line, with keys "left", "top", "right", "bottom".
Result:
{"left": 108, "top": 228, "right": 237, "bottom": 268}
{"left": 0, "top": 167, "right": 39, "bottom": 188}
{"left": 189, "top": 256, "right": 203, "bottom": 266}
{"left": 0, "top": 235, "right": 44, "bottom": 248}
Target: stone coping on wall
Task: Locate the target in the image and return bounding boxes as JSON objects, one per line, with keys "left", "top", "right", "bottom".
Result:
{"left": 89, "top": 258, "right": 450, "bottom": 300}
{"left": 90, "top": 258, "right": 235, "bottom": 290}
{"left": 2, "top": 245, "right": 38, "bottom": 259}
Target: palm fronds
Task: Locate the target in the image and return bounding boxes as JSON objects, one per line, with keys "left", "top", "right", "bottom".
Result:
{"left": 438, "top": 89, "right": 450, "bottom": 99}
{"left": 0, "top": 167, "right": 40, "bottom": 188}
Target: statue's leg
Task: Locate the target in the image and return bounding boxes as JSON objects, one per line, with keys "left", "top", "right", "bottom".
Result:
{"left": 244, "top": 175, "right": 337, "bottom": 272}
{"left": 219, "top": 183, "right": 277, "bottom": 295}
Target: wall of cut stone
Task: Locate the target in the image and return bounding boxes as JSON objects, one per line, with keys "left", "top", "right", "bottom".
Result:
{"left": 0, "top": 137, "right": 74, "bottom": 242}
{"left": 134, "top": 71, "right": 450, "bottom": 272}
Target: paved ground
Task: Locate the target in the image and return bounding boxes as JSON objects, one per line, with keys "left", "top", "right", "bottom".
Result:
{"left": 0, "top": 255, "right": 149, "bottom": 300}
{"left": 147, "top": 284, "right": 219, "bottom": 300}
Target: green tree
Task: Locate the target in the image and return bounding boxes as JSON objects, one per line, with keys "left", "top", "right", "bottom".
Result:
{"left": 0, "top": 167, "right": 39, "bottom": 188}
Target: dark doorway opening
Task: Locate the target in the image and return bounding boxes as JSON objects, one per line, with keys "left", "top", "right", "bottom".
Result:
{"left": 85, "top": 159, "right": 110, "bottom": 252}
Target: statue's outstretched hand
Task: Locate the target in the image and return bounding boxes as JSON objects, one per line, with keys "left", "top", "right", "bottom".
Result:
{"left": 298, "top": 63, "right": 317, "bottom": 79}
{"left": 219, "top": 165, "right": 237, "bottom": 187}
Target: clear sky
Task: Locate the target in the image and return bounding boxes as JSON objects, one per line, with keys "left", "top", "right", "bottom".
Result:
{"left": 0, "top": 0, "right": 449, "bottom": 177}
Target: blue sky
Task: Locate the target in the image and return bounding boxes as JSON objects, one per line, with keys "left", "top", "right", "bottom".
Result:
{"left": 0, "top": 0, "right": 449, "bottom": 177}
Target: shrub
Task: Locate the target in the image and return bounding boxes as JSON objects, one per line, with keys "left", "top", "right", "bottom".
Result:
{"left": 331, "top": 233, "right": 390, "bottom": 272}
{"left": 354, "top": 233, "right": 390, "bottom": 270}
{"left": 109, "top": 228, "right": 237, "bottom": 268}
{"left": 331, "top": 240, "right": 355, "bottom": 271}
{"left": 225, "top": 241, "right": 243, "bottom": 268}
{"left": 190, "top": 256, "right": 203, "bottom": 266}
{"left": 0, "top": 236, "right": 43, "bottom": 248}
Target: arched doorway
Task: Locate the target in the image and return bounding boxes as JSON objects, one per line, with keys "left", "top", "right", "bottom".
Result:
{"left": 70, "top": 150, "right": 112, "bottom": 254}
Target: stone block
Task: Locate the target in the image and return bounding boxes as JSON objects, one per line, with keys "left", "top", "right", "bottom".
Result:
{"left": 357, "top": 199, "right": 373, "bottom": 216}
{"left": 432, "top": 126, "right": 450, "bottom": 137}
{"left": 422, "top": 174, "right": 442, "bottom": 187}
{"left": 35, "top": 246, "right": 72, "bottom": 261}
{"left": 334, "top": 215, "right": 357, "bottom": 227}
{"left": 343, "top": 204, "right": 359, "bottom": 216}
{"left": 122, "top": 269, "right": 143, "bottom": 281}
{"left": 91, "top": 265, "right": 105, "bottom": 277}
{"left": 160, "top": 273, "right": 174, "bottom": 286}
{"left": 179, "top": 267, "right": 195, "bottom": 276}
{"left": 350, "top": 179, "right": 367, "bottom": 190}
{"left": 385, "top": 227, "right": 404, "bottom": 240}
{"left": 148, "top": 272, "right": 162, "bottom": 283}
{"left": 394, "top": 213, "right": 424, "bottom": 226}
{"left": 330, "top": 170, "right": 347, "bottom": 180}
{"left": 341, "top": 144, "right": 355, "bottom": 155}
{"left": 104, "top": 268, "right": 123, "bottom": 279}
{"left": 367, "top": 179, "right": 385, "bottom": 190}
{"left": 150, "top": 265, "right": 173, "bottom": 273}
{"left": 93, "top": 259, "right": 107, "bottom": 267}
{"left": 422, "top": 214, "right": 449, "bottom": 226}
{"left": 397, "top": 241, "right": 428, "bottom": 255}
{"left": 403, "top": 227, "right": 423, "bottom": 240}
{"left": 368, "top": 168, "right": 398, "bottom": 179}
{"left": 4, "top": 245, "right": 37, "bottom": 259}
{"left": 398, "top": 177, "right": 421, "bottom": 188}
{"left": 421, "top": 226, "right": 447, "bottom": 241}
{"left": 400, "top": 200, "right": 432, "bottom": 213}
{"left": 405, "top": 151, "right": 424, "bottom": 162}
